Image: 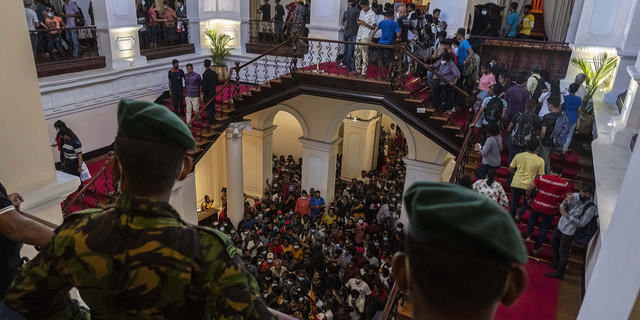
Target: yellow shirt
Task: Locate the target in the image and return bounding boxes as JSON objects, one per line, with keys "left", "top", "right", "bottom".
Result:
{"left": 292, "top": 248, "right": 304, "bottom": 261}
{"left": 323, "top": 214, "right": 337, "bottom": 226}
{"left": 510, "top": 152, "right": 545, "bottom": 189}
{"left": 521, "top": 14, "right": 535, "bottom": 35}
{"left": 201, "top": 200, "right": 213, "bottom": 211}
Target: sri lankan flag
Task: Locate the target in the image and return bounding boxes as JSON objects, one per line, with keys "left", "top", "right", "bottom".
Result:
{"left": 309, "top": 284, "right": 319, "bottom": 320}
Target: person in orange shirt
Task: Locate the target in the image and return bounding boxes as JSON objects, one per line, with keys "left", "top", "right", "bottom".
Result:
{"left": 295, "top": 189, "right": 311, "bottom": 216}
{"left": 162, "top": 1, "right": 177, "bottom": 44}
{"left": 261, "top": 253, "right": 276, "bottom": 272}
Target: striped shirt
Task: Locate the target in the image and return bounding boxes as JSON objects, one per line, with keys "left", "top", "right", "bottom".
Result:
{"left": 531, "top": 175, "right": 572, "bottom": 215}
{"left": 62, "top": 139, "right": 82, "bottom": 160}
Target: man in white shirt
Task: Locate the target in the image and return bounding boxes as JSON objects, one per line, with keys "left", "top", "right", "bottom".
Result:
{"left": 25, "top": 0, "right": 44, "bottom": 59}
{"left": 354, "top": 0, "right": 377, "bottom": 76}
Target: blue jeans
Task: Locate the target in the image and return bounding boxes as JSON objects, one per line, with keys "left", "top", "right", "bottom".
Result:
{"left": 66, "top": 29, "right": 80, "bottom": 58}
{"left": 527, "top": 209, "right": 555, "bottom": 251}
{"left": 343, "top": 35, "right": 357, "bottom": 71}
{"left": 0, "top": 300, "right": 24, "bottom": 320}
{"left": 509, "top": 187, "right": 529, "bottom": 219}
{"left": 538, "top": 144, "right": 553, "bottom": 174}
{"left": 563, "top": 123, "right": 577, "bottom": 151}
{"left": 507, "top": 138, "right": 525, "bottom": 185}
{"left": 475, "top": 163, "right": 498, "bottom": 180}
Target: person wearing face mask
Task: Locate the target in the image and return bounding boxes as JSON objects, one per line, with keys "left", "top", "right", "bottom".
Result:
{"left": 431, "top": 51, "right": 460, "bottom": 113}
{"left": 354, "top": 217, "right": 368, "bottom": 245}
{"left": 547, "top": 185, "right": 596, "bottom": 279}
{"left": 295, "top": 190, "right": 311, "bottom": 217}
{"left": 5, "top": 100, "right": 277, "bottom": 320}
{"left": 243, "top": 255, "right": 260, "bottom": 278}
{"left": 470, "top": 5, "right": 491, "bottom": 36}
{"left": 161, "top": 1, "right": 178, "bottom": 44}
{"left": 261, "top": 253, "right": 277, "bottom": 272}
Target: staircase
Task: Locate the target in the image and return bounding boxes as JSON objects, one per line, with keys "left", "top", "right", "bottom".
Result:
{"left": 156, "top": 35, "right": 477, "bottom": 167}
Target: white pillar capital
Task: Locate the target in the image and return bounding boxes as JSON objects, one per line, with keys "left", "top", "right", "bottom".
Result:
{"left": 399, "top": 159, "right": 445, "bottom": 227}
{"left": 224, "top": 121, "right": 252, "bottom": 139}
{"left": 299, "top": 138, "right": 342, "bottom": 204}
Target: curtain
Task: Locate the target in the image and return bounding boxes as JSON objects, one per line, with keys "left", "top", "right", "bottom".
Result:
{"left": 543, "top": 0, "right": 573, "bottom": 42}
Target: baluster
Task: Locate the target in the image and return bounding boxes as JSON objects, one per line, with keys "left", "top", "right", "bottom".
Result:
{"left": 291, "top": 30, "right": 298, "bottom": 73}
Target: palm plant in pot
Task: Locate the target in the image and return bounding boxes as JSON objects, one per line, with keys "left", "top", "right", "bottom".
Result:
{"left": 570, "top": 52, "right": 619, "bottom": 133}
{"left": 204, "top": 29, "right": 232, "bottom": 82}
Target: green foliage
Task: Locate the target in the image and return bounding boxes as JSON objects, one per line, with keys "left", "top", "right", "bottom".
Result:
{"left": 204, "top": 29, "right": 232, "bottom": 67}
{"left": 570, "top": 53, "right": 619, "bottom": 115}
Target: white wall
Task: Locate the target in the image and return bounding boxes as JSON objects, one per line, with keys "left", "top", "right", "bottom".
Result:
{"left": 272, "top": 111, "right": 304, "bottom": 160}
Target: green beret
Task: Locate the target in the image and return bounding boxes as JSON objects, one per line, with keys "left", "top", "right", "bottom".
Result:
{"left": 403, "top": 181, "right": 527, "bottom": 264}
{"left": 117, "top": 99, "right": 196, "bottom": 150}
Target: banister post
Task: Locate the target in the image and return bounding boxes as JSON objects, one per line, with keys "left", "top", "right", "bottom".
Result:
{"left": 291, "top": 29, "right": 298, "bottom": 73}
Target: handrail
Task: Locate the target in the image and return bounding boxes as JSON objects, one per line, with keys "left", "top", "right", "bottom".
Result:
{"left": 236, "top": 37, "right": 294, "bottom": 70}
{"left": 381, "top": 282, "right": 399, "bottom": 320}
{"left": 186, "top": 78, "right": 232, "bottom": 128}
{"left": 248, "top": 19, "right": 305, "bottom": 25}
{"left": 403, "top": 49, "right": 471, "bottom": 99}
{"left": 449, "top": 106, "right": 480, "bottom": 184}
{"left": 298, "top": 36, "right": 396, "bottom": 49}
{"left": 29, "top": 26, "right": 97, "bottom": 32}
{"left": 138, "top": 18, "right": 190, "bottom": 24}
{"left": 468, "top": 35, "right": 570, "bottom": 46}
{"left": 62, "top": 151, "right": 113, "bottom": 213}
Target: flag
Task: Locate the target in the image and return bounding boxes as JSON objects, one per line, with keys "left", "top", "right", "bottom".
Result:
{"left": 309, "top": 284, "right": 319, "bottom": 320}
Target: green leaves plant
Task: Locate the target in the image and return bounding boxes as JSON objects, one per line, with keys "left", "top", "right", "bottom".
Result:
{"left": 570, "top": 53, "right": 619, "bottom": 115}
{"left": 204, "top": 29, "right": 232, "bottom": 67}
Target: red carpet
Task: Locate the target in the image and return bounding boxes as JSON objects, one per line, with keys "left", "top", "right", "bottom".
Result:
{"left": 61, "top": 158, "right": 114, "bottom": 214}
{"left": 495, "top": 260, "right": 559, "bottom": 320}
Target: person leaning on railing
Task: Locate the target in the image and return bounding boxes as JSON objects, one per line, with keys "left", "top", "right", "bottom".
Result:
{"left": 44, "top": 6, "right": 66, "bottom": 61}
{"left": 393, "top": 182, "right": 528, "bottom": 320}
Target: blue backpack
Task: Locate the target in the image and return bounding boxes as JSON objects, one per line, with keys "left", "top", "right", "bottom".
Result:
{"left": 551, "top": 112, "right": 571, "bottom": 149}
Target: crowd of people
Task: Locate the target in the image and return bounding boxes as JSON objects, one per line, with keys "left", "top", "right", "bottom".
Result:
{"left": 257, "top": 0, "right": 310, "bottom": 43}
{"left": 24, "top": 0, "right": 92, "bottom": 62}
{"left": 137, "top": 0, "right": 189, "bottom": 49}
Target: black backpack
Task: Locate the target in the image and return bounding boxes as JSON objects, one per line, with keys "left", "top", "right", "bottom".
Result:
{"left": 531, "top": 76, "right": 546, "bottom": 101}
{"left": 483, "top": 96, "right": 503, "bottom": 126}
{"left": 574, "top": 202, "right": 598, "bottom": 246}
{"left": 73, "top": 1, "right": 86, "bottom": 27}
{"left": 511, "top": 112, "right": 535, "bottom": 148}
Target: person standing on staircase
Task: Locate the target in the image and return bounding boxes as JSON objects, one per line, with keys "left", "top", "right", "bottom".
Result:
{"left": 538, "top": 96, "right": 562, "bottom": 174}
{"left": 474, "top": 123, "right": 502, "bottom": 180}
{"left": 393, "top": 182, "right": 528, "bottom": 320}
{"left": 5, "top": 100, "right": 277, "bottom": 320}
{"left": 168, "top": 59, "right": 186, "bottom": 120}
{"left": 354, "top": 0, "right": 377, "bottom": 76}
{"left": 508, "top": 137, "right": 545, "bottom": 220}
{"left": 525, "top": 164, "right": 573, "bottom": 254}
{"left": 546, "top": 185, "right": 595, "bottom": 279}
{"left": 184, "top": 63, "right": 202, "bottom": 124}
{"left": 202, "top": 59, "right": 219, "bottom": 127}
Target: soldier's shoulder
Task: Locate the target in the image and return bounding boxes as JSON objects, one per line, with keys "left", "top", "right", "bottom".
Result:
{"left": 190, "top": 224, "right": 241, "bottom": 258}
{"left": 57, "top": 207, "right": 116, "bottom": 232}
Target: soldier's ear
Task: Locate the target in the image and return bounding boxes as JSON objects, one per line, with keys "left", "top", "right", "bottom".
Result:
{"left": 391, "top": 252, "right": 408, "bottom": 292}
{"left": 111, "top": 155, "right": 121, "bottom": 182}
{"left": 176, "top": 156, "right": 193, "bottom": 181}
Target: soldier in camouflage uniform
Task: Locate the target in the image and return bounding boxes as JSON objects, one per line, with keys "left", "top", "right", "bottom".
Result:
{"left": 5, "top": 100, "right": 277, "bottom": 320}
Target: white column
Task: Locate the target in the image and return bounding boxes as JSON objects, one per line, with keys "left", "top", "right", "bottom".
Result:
{"left": 308, "top": 0, "right": 346, "bottom": 40}
{"left": 577, "top": 146, "right": 640, "bottom": 320}
{"left": 169, "top": 172, "right": 198, "bottom": 225}
{"left": 563, "top": 0, "right": 639, "bottom": 101}
{"left": 3, "top": 0, "right": 79, "bottom": 259}
{"left": 610, "top": 56, "right": 640, "bottom": 147}
{"left": 225, "top": 121, "right": 252, "bottom": 226}
{"left": 243, "top": 126, "right": 277, "bottom": 198}
{"left": 341, "top": 118, "right": 379, "bottom": 180}
{"left": 93, "top": 0, "right": 147, "bottom": 69}
{"left": 299, "top": 138, "right": 342, "bottom": 205}
{"left": 428, "top": 0, "right": 469, "bottom": 35}
{"left": 185, "top": 0, "right": 247, "bottom": 54}
{"left": 399, "top": 159, "right": 445, "bottom": 227}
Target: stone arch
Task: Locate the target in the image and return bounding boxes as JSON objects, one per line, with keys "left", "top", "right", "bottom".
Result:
{"left": 322, "top": 102, "right": 417, "bottom": 160}
{"left": 256, "top": 103, "right": 311, "bottom": 139}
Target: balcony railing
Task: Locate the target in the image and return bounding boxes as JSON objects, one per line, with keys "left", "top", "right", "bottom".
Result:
{"left": 139, "top": 19, "right": 195, "bottom": 60}
{"left": 30, "top": 26, "right": 105, "bottom": 77}
{"left": 246, "top": 19, "right": 307, "bottom": 56}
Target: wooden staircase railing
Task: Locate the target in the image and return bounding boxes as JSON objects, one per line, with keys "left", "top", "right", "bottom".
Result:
{"left": 61, "top": 151, "right": 119, "bottom": 216}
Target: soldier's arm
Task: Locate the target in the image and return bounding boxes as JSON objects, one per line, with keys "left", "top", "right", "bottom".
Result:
{"left": 5, "top": 232, "right": 83, "bottom": 320}
{"left": 205, "top": 236, "right": 277, "bottom": 320}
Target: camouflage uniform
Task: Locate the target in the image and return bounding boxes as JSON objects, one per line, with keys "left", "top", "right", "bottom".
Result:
{"left": 5, "top": 194, "right": 277, "bottom": 320}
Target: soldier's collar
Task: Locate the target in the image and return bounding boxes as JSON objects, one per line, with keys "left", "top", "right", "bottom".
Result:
{"left": 115, "top": 194, "right": 179, "bottom": 218}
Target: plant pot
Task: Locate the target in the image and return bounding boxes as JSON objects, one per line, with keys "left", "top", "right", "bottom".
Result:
{"left": 212, "top": 65, "right": 229, "bottom": 83}
{"left": 576, "top": 100, "right": 594, "bottom": 134}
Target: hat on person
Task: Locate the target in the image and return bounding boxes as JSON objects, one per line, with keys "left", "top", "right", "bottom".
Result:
{"left": 403, "top": 182, "right": 527, "bottom": 264}
{"left": 356, "top": 247, "right": 365, "bottom": 254}
{"left": 117, "top": 99, "right": 196, "bottom": 150}
{"left": 267, "top": 253, "right": 275, "bottom": 259}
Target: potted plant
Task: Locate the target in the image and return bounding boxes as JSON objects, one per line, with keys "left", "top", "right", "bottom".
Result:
{"left": 204, "top": 29, "right": 232, "bottom": 82}
{"left": 570, "top": 52, "right": 619, "bottom": 134}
